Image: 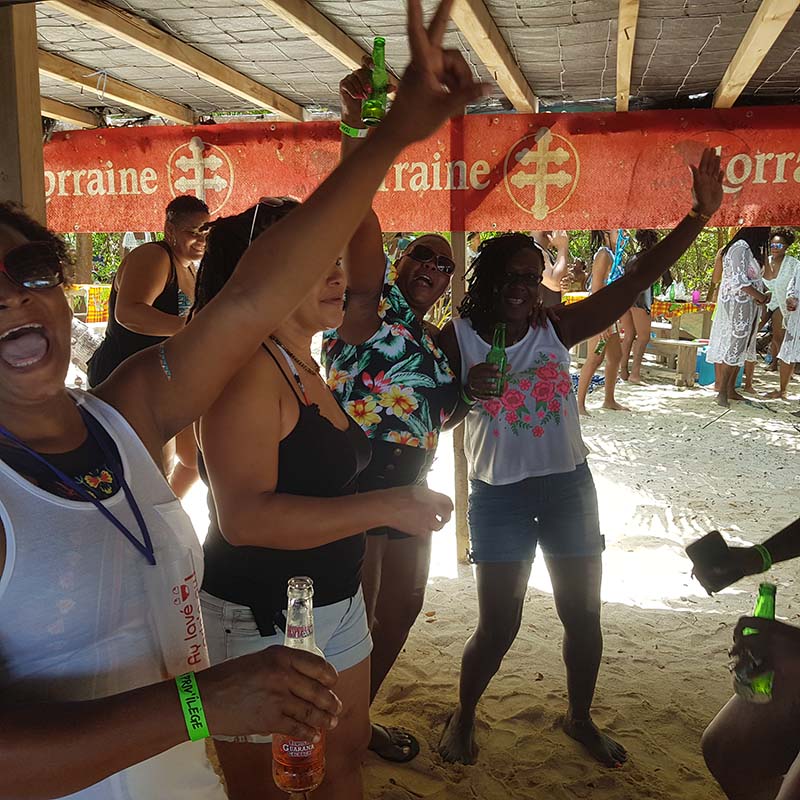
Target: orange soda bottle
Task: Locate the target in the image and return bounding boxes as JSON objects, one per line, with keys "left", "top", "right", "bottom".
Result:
{"left": 272, "top": 577, "right": 326, "bottom": 794}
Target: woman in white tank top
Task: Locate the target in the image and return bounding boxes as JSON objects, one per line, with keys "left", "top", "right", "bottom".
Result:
{"left": 0, "top": 21, "right": 478, "bottom": 793}
{"left": 435, "top": 149, "right": 724, "bottom": 770}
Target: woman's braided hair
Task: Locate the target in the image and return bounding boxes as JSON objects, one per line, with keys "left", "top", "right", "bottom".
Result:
{"left": 192, "top": 199, "right": 300, "bottom": 316}
{"left": 458, "top": 233, "right": 544, "bottom": 331}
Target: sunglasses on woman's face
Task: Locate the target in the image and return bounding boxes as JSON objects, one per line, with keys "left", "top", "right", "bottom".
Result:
{"left": 0, "top": 241, "right": 65, "bottom": 290}
{"left": 502, "top": 270, "right": 542, "bottom": 287}
{"left": 405, "top": 244, "right": 456, "bottom": 275}
{"left": 770, "top": 242, "right": 786, "bottom": 249}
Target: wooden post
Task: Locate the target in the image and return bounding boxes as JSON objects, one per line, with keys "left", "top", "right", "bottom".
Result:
{"left": 74, "top": 233, "right": 94, "bottom": 284}
{"left": 0, "top": 5, "right": 46, "bottom": 223}
{"left": 451, "top": 231, "right": 471, "bottom": 565}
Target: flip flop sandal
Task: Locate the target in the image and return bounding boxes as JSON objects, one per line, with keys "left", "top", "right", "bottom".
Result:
{"left": 369, "top": 724, "right": 421, "bottom": 763}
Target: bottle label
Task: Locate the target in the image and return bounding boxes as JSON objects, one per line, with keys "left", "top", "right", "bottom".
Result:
{"left": 287, "top": 624, "right": 314, "bottom": 640}
{"left": 280, "top": 739, "right": 316, "bottom": 759}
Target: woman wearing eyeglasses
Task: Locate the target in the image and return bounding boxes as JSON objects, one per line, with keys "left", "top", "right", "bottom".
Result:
{"left": 435, "top": 152, "right": 724, "bottom": 768}
{"left": 763, "top": 229, "right": 799, "bottom": 383}
{"left": 321, "top": 62, "right": 461, "bottom": 763}
{"left": 87, "top": 195, "right": 209, "bottom": 498}
{"left": 0, "top": 4, "right": 483, "bottom": 795}
{"left": 767, "top": 235, "right": 800, "bottom": 401}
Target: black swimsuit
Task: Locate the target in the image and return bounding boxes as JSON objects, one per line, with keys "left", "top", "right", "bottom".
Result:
{"left": 200, "top": 345, "right": 372, "bottom": 636}
{"left": 87, "top": 241, "right": 180, "bottom": 387}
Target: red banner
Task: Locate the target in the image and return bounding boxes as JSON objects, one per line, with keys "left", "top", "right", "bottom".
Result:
{"left": 43, "top": 106, "right": 800, "bottom": 233}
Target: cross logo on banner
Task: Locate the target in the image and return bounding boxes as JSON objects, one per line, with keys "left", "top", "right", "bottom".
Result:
{"left": 167, "top": 136, "right": 234, "bottom": 214}
{"left": 504, "top": 127, "right": 580, "bottom": 220}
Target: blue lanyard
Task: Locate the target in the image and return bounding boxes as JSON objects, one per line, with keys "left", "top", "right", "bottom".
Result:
{"left": 0, "top": 406, "right": 156, "bottom": 566}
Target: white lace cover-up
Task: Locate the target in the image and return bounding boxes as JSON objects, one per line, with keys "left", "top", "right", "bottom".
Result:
{"left": 778, "top": 265, "right": 800, "bottom": 364}
{"left": 707, "top": 240, "right": 764, "bottom": 366}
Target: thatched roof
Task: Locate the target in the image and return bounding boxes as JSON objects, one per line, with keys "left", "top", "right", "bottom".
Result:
{"left": 31, "top": 0, "right": 800, "bottom": 130}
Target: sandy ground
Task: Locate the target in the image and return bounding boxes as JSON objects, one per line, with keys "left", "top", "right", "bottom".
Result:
{"left": 159, "top": 356, "right": 800, "bottom": 800}
{"left": 358, "top": 362, "right": 799, "bottom": 800}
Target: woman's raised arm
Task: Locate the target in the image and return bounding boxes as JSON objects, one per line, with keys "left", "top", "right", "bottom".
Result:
{"left": 554, "top": 148, "right": 723, "bottom": 350}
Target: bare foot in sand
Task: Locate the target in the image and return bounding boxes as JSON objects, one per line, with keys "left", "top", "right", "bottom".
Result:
{"left": 602, "top": 401, "right": 630, "bottom": 411}
{"left": 628, "top": 374, "right": 644, "bottom": 385}
{"left": 438, "top": 708, "right": 478, "bottom": 765}
{"left": 715, "top": 392, "right": 730, "bottom": 408}
{"left": 564, "top": 715, "right": 627, "bottom": 768}
{"left": 742, "top": 385, "right": 756, "bottom": 394}
{"left": 729, "top": 391, "right": 746, "bottom": 402}
{"left": 764, "top": 390, "right": 787, "bottom": 400}
{"left": 620, "top": 365, "right": 630, "bottom": 381}
{"left": 579, "top": 405, "right": 591, "bottom": 417}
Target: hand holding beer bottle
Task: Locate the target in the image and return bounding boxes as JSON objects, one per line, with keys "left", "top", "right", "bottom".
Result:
{"left": 339, "top": 56, "right": 397, "bottom": 130}
{"left": 382, "top": 0, "right": 488, "bottom": 146}
{"left": 731, "top": 611, "right": 800, "bottom": 701}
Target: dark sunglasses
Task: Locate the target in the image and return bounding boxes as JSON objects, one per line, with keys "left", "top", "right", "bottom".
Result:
{"left": 770, "top": 242, "right": 786, "bottom": 249}
{"left": 502, "top": 270, "right": 542, "bottom": 287}
{"left": 0, "top": 241, "right": 65, "bottom": 290}
{"left": 405, "top": 244, "right": 456, "bottom": 275}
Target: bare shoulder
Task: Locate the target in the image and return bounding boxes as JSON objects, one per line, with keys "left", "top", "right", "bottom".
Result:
{"left": 438, "top": 320, "right": 462, "bottom": 376}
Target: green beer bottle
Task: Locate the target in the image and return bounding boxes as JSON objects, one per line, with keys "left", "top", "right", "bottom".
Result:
{"left": 362, "top": 37, "right": 388, "bottom": 126}
{"left": 486, "top": 323, "right": 507, "bottom": 397}
{"left": 735, "top": 582, "right": 776, "bottom": 703}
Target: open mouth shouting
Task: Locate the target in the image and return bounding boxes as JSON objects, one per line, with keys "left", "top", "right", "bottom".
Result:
{"left": 0, "top": 324, "right": 51, "bottom": 369}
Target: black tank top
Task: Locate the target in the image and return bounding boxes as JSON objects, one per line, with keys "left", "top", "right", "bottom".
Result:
{"left": 87, "top": 241, "right": 179, "bottom": 387}
{"left": 200, "top": 345, "right": 372, "bottom": 636}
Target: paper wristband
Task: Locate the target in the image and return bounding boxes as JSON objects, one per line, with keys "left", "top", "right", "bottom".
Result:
{"left": 176, "top": 672, "right": 210, "bottom": 741}
{"left": 753, "top": 544, "right": 773, "bottom": 573}
{"left": 340, "top": 122, "right": 368, "bottom": 139}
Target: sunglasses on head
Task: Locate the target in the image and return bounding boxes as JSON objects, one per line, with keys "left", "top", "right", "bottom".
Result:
{"left": 405, "top": 244, "right": 456, "bottom": 275}
{"left": 0, "top": 241, "right": 65, "bottom": 290}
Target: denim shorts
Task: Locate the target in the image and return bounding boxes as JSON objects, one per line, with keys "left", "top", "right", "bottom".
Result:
{"left": 201, "top": 587, "right": 372, "bottom": 743}
{"left": 468, "top": 462, "right": 605, "bottom": 564}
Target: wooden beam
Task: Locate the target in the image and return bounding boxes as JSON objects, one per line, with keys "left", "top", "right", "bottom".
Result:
{"left": 713, "top": 0, "right": 800, "bottom": 108}
{"left": 615, "top": 0, "right": 640, "bottom": 111}
{"left": 0, "top": 4, "right": 46, "bottom": 222}
{"left": 38, "top": 49, "right": 195, "bottom": 124}
{"left": 449, "top": 231, "right": 471, "bottom": 565}
{"left": 256, "top": 0, "right": 368, "bottom": 72}
{"left": 74, "top": 232, "right": 93, "bottom": 283}
{"left": 45, "top": 0, "right": 304, "bottom": 122}
{"left": 41, "top": 96, "right": 99, "bottom": 128}
{"left": 451, "top": 0, "right": 537, "bottom": 113}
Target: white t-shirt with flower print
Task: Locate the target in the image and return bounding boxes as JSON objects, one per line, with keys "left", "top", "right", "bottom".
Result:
{"left": 452, "top": 319, "right": 589, "bottom": 485}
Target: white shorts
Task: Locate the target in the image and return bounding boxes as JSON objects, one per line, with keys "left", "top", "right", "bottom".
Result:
{"left": 201, "top": 587, "right": 372, "bottom": 743}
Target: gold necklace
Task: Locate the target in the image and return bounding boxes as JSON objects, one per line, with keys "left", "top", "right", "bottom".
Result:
{"left": 270, "top": 336, "right": 320, "bottom": 376}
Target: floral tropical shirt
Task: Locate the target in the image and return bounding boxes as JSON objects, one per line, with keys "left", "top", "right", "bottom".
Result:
{"left": 323, "top": 263, "right": 458, "bottom": 451}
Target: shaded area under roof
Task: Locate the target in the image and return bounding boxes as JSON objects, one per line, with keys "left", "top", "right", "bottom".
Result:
{"left": 34, "top": 0, "right": 800, "bottom": 125}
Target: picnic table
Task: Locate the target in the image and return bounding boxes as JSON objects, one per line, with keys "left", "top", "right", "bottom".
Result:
{"left": 562, "top": 291, "right": 717, "bottom": 387}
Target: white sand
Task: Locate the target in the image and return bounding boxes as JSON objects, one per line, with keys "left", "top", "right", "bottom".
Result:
{"left": 362, "top": 366, "right": 799, "bottom": 800}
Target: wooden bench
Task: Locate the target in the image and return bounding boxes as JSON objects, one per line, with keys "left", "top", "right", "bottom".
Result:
{"left": 645, "top": 339, "right": 704, "bottom": 387}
